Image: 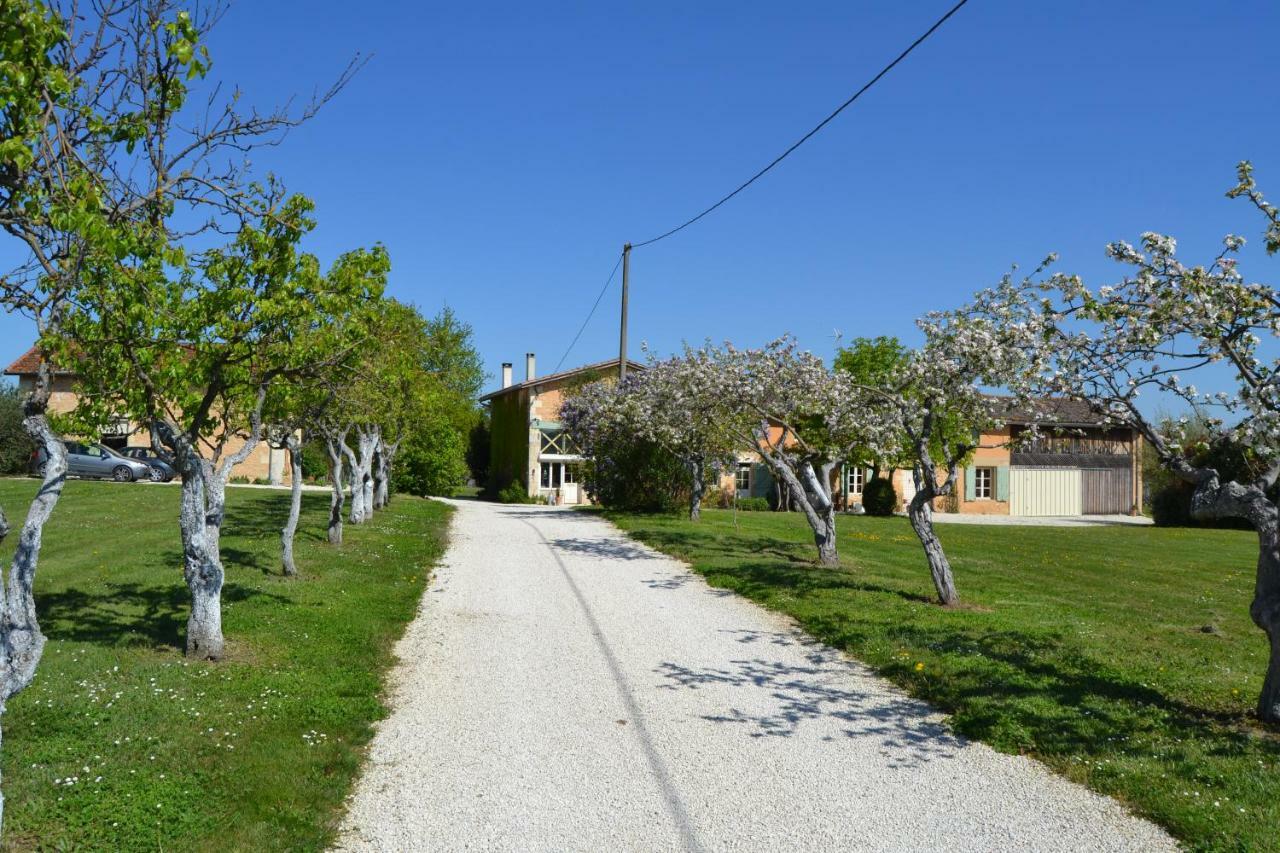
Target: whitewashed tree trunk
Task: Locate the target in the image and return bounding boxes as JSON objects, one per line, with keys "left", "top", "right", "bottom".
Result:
{"left": 325, "top": 434, "right": 347, "bottom": 545}
{"left": 174, "top": 446, "right": 224, "bottom": 659}
{"left": 907, "top": 489, "right": 958, "bottom": 606}
{"left": 1184, "top": 474, "right": 1280, "bottom": 721}
{"left": 362, "top": 428, "right": 377, "bottom": 517}
{"left": 281, "top": 436, "right": 303, "bottom": 576}
{"left": 0, "top": 399, "right": 68, "bottom": 831}
{"left": 759, "top": 450, "right": 839, "bottom": 566}
{"left": 374, "top": 438, "right": 398, "bottom": 509}
{"left": 687, "top": 455, "right": 706, "bottom": 522}
{"left": 349, "top": 428, "right": 377, "bottom": 524}
{"left": 343, "top": 438, "right": 364, "bottom": 525}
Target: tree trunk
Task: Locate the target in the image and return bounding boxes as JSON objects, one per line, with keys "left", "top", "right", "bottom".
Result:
{"left": 176, "top": 454, "right": 224, "bottom": 659}
{"left": 0, "top": 399, "right": 68, "bottom": 830}
{"left": 688, "top": 457, "right": 705, "bottom": 522}
{"left": 1250, "top": 512, "right": 1280, "bottom": 721}
{"left": 349, "top": 429, "right": 376, "bottom": 524}
{"left": 762, "top": 454, "right": 839, "bottom": 566}
{"left": 907, "top": 493, "right": 959, "bottom": 606}
{"left": 326, "top": 437, "right": 346, "bottom": 545}
{"left": 371, "top": 444, "right": 385, "bottom": 510}
{"left": 281, "top": 439, "right": 303, "bottom": 576}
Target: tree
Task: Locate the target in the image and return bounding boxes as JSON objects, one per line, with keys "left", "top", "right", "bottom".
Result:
{"left": 561, "top": 378, "right": 690, "bottom": 513}
{"left": 376, "top": 306, "right": 483, "bottom": 505}
{"left": 980, "top": 162, "right": 1280, "bottom": 720}
{"left": 263, "top": 265, "right": 381, "bottom": 576}
{"left": 702, "top": 338, "right": 889, "bottom": 566}
{"left": 834, "top": 336, "right": 911, "bottom": 481}
{"left": 0, "top": 0, "right": 359, "bottom": 670}
{"left": 68, "top": 195, "right": 386, "bottom": 656}
{"left": 626, "top": 347, "right": 739, "bottom": 520}
{"left": 847, "top": 300, "right": 1043, "bottom": 605}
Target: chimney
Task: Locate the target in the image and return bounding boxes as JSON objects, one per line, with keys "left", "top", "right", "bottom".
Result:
{"left": 526, "top": 352, "right": 536, "bottom": 382}
{"left": 501, "top": 362, "right": 513, "bottom": 389}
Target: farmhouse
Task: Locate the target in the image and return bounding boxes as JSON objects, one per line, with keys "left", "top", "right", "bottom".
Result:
{"left": 5, "top": 346, "right": 290, "bottom": 483}
{"left": 726, "top": 397, "right": 1143, "bottom": 517}
{"left": 481, "top": 354, "right": 641, "bottom": 505}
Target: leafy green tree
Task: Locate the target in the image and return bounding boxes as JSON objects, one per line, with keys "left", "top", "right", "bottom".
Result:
{"left": 0, "top": 387, "right": 34, "bottom": 475}
{"left": 834, "top": 336, "right": 913, "bottom": 482}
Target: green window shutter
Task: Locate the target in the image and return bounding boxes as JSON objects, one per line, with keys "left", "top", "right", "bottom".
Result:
{"left": 964, "top": 465, "right": 976, "bottom": 502}
{"left": 995, "top": 465, "right": 1010, "bottom": 502}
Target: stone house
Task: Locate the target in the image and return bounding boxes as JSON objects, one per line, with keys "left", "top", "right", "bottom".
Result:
{"left": 5, "top": 346, "right": 290, "bottom": 483}
{"left": 481, "top": 354, "right": 641, "bottom": 505}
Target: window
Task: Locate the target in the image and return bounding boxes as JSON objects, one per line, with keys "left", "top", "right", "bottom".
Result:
{"left": 540, "top": 462, "right": 562, "bottom": 489}
{"left": 846, "top": 466, "right": 865, "bottom": 495}
{"left": 735, "top": 462, "right": 752, "bottom": 492}
{"left": 539, "top": 429, "right": 579, "bottom": 456}
{"left": 974, "top": 466, "right": 994, "bottom": 499}
{"left": 564, "top": 465, "right": 577, "bottom": 484}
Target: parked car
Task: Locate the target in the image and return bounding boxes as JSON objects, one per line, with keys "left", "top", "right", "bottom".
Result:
{"left": 30, "top": 441, "right": 154, "bottom": 482}
{"left": 120, "top": 446, "right": 176, "bottom": 482}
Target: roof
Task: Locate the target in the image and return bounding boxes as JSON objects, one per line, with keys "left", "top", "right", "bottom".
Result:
{"left": 4, "top": 345, "right": 74, "bottom": 377}
{"left": 479, "top": 357, "right": 645, "bottom": 402}
{"left": 986, "top": 395, "right": 1116, "bottom": 428}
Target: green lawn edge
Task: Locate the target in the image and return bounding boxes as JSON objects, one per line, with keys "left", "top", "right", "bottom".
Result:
{"left": 0, "top": 480, "right": 450, "bottom": 852}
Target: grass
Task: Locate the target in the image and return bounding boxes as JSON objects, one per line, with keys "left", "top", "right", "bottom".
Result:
{"left": 0, "top": 479, "right": 449, "bottom": 852}
{"left": 604, "top": 507, "right": 1280, "bottom": 852}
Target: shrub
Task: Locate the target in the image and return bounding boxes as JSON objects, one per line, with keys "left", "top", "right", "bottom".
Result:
{"left": 862, "top": 477, "right": 897, "bottom": 516}
{"left": 394, "top": 425, "right": 469, "bottom": 497}
{"left": 299, "top": 439, "right": 329, "bottom": 481}
{"left": 496, "top": 481, "right": 535, "bottom": 504}
{"left": 578, "top": 435, "right": 688, "bottom": 513}
{"left": 735, "top": 496, "right": 769, "bottom": 512}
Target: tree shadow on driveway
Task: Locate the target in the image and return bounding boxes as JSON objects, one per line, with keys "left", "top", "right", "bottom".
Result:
{"left": 654, "top": 629, "right": 964, "bottom": 769}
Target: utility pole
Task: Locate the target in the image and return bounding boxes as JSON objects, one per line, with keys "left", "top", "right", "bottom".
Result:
{"left": 619, "top": 243, "right": 631, "bottom": 381}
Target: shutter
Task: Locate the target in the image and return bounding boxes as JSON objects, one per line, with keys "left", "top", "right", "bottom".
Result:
{"left": 964, "top": 465, "right": 976, "bottom": 502}
{"left": 995, "top": 465, "right": 1009, "bottom": 501}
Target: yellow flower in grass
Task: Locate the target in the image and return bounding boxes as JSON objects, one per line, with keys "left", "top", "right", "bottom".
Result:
{"left": 914, "top": 662, "right": 925, "bottom": 672}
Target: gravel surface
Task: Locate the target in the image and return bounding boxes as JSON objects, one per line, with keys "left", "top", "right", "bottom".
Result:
{"left": 335, "top": 500, "right": 1176, "bottom": 852}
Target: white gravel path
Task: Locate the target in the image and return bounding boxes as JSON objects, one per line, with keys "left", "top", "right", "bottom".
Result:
{"left": 335, "top": 500, "right": 1176, "bottom": 852}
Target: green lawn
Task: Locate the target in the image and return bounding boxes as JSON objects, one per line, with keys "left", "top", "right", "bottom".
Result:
{"left": 605, "top": 508, "right": 1279, "bottom": 852}
{"left": 0, "top": 479, "right": 448, "bottom": 852}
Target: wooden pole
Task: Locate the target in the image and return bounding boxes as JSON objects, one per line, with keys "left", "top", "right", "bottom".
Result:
{"left": 619, "top": 243, "right": 631, "bottom": 381}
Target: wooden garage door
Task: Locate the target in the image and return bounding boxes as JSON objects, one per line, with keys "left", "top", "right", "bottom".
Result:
{"left": 1010, "top": 467, "right": 1082, "bottom": 516}
{"left": 1082, "top": 467, "right": 1132, "bottom": 515}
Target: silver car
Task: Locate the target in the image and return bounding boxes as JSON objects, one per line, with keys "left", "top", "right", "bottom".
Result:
{"left": 31, "top": 441, "right": 154, "bottom": 482}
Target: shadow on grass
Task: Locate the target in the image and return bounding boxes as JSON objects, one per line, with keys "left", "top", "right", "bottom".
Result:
{"left": 222, "top": 493, "right": 329, "bottom": 548}
{"left": 38, "top": 580, "right": 289, "bottom": 650}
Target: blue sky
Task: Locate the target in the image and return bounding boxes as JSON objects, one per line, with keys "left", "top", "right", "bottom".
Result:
{"left": 3, "top": 0, "right": 1279, "bottom": 399}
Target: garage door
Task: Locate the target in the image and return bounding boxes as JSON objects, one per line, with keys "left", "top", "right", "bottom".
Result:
{"left": 1082, "top": 468, "right": 1132, "bottom": 515}
{"left": 1011, "top": 467, "right": 1082, "bottom": 516}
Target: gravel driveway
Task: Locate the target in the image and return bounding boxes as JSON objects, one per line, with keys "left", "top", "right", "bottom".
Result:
{"left": 335, "top": 500, "right": 1175, "bottom": 852}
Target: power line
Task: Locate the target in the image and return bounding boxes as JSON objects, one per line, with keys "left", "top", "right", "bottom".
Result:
{"left": 631, "top": 0, "right": 971, "bottom": 249}
{"left": 553, "top": 251, "right": 625, "bottom": 374}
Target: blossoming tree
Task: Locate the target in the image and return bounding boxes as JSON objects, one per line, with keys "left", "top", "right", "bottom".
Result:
{"left": 846, "top": 292, "right": 1046, "bottom": 605}
{"left": 983, "top": 162, "right": 1280, "bottom": 720}
{"left": 627, "top": 347, "right": 740, "bottom": 520}
{"left": 706, "top": 337, "right": 890, "bottom": 566}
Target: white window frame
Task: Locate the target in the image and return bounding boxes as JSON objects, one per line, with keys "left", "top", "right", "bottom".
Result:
{"left": 846, "top": 465, "right": 865, "bottom": 496}
{"left": 735, "top": 462, "right": 752, "bottom": 492}
{"left": 974, "top": 466, "right": 994, "bottom": 500}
